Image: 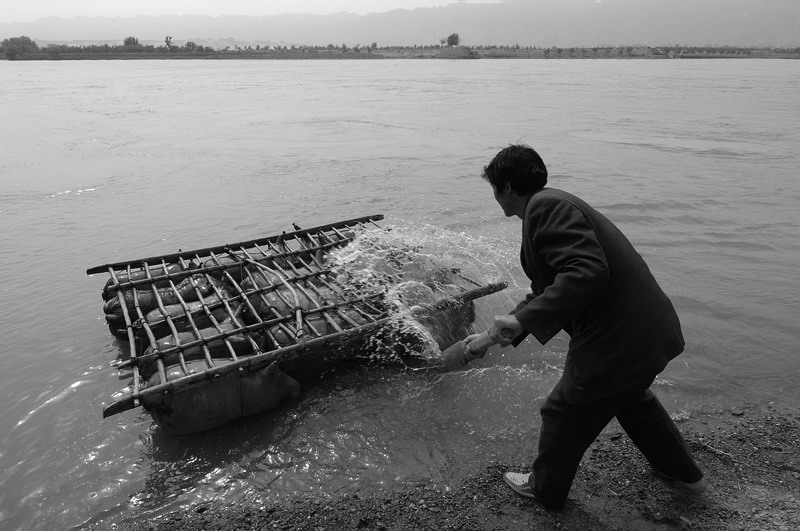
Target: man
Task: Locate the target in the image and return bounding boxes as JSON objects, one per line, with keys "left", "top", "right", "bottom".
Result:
{"left": 469, "top": 144, "right": 705, "bottom": 510}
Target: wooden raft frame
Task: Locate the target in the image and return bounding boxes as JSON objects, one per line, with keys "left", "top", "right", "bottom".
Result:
{"left": 87, "top": 215, "right": 507, "bottom": 419}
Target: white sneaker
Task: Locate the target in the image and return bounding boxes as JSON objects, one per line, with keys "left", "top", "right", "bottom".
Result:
{"left": 503, "top": 471, "right": 537, "bottom": 499}
{"left": 656, "top": 471, "right": 708, "bottom": 493}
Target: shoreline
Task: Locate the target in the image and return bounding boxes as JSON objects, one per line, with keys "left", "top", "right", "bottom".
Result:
{"left": 114, "top": 404, "right": 799, "bottom": 530}
{"left": 6, "top": 46, "right": 800, "bottom": 61}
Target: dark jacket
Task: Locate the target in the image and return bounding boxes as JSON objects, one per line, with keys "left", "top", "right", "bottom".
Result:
{"left": 512, "top": 188, "right": 685, "bottom": 403}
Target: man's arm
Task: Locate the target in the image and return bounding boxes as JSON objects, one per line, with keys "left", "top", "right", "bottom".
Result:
{"left": 514, "top": 196, "right": 610, "bottom": 344}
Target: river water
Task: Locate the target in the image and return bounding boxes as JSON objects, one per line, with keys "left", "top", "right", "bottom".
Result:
{"left": 0, "top": 58, "right": 798, "bottom": 529}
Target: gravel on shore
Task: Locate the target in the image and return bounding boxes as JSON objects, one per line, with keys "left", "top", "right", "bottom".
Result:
{"left": 118, "top": 403, "right": 799, "bottom": 531}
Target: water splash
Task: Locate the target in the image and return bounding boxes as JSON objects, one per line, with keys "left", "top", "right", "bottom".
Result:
{"left": 327, "top": 227, "right": 500, "bottom": 366}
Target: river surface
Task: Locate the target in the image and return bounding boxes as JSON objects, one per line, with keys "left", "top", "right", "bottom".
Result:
{"left": 1, "top": 58, "right": 798, "bottom": 529}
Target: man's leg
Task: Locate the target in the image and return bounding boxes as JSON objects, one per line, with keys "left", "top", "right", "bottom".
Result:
{"left": 530, "top": 381, "right": 624, "bottom": 509}
{"left": 616, "top": 388, "right": 704, "bottom": 484}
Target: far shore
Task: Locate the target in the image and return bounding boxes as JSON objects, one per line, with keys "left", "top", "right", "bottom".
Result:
{"left": 4, "top": 44, "right": 800, "bottom": 61}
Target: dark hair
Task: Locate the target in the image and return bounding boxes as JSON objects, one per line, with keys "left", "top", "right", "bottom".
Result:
{"left": 482, "top": 144, "right": 548, "bottom": 194}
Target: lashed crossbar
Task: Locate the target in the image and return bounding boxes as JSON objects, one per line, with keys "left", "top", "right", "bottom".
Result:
{"left": 89, "top": 215, "right": 507, "bottom": 419}
{"left": 102, "top": 281, "right": 506, "bottom": 418}
{"left": 88, "top": 214, "right": 383, "bottom": 277}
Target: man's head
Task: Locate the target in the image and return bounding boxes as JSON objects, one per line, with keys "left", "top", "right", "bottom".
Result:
{"left": 482, "top": 144, "right": 548, "bottom": 195}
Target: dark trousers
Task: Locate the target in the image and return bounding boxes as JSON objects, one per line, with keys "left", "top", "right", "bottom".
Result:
{"left": 531, "top": 378, "right": 704, "bottom": 510}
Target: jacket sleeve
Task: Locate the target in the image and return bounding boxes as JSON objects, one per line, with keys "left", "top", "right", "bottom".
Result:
{"left": 509, "top": 289, "right": 535, "bottom": 346}
{"left": 514, "top": 196, "right": 610, "bottom": 344}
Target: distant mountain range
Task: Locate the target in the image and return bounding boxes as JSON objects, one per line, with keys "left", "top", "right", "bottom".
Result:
{"left": 3, "top": 0, "right": 798, "bottom": 49}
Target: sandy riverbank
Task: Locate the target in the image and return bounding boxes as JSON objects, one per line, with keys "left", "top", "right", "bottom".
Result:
{"left": 116, "top": 403, "right": 799, "bottom": 531}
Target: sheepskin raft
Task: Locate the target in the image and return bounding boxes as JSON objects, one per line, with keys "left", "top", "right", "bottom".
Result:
{"left": 88, "top": 215, "right": 506, "bottom": 435}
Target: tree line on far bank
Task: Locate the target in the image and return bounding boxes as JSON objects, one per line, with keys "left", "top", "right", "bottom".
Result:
{"left": 2, "top": 34, "right": 392, "bottom": 59}
{"left": 3, "top": 34, "right": 798, "bottom": 60}
{"left": 2, "top": 34, "right": 462, "bottom": 60}
{"left": 1, "top": 35, "right": 219, "bottom": 59}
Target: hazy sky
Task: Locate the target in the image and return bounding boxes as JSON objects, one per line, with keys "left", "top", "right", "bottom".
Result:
{"left": 5, "top": 0, "right": 497, "bottom": 23}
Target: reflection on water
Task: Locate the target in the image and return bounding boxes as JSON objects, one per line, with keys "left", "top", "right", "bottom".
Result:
{"left": 87, "top": 359, "right": 557, "bottom": 528}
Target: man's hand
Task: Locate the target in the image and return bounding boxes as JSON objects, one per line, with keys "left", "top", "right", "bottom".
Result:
{"left": 463, "top": 333, "right": 491, "bottom": 358}
{"left": 461, "top": 314, "right": 524, "bottom": 359}
{"left": 489, "top": 314, "right": 524, "bottom": 346}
